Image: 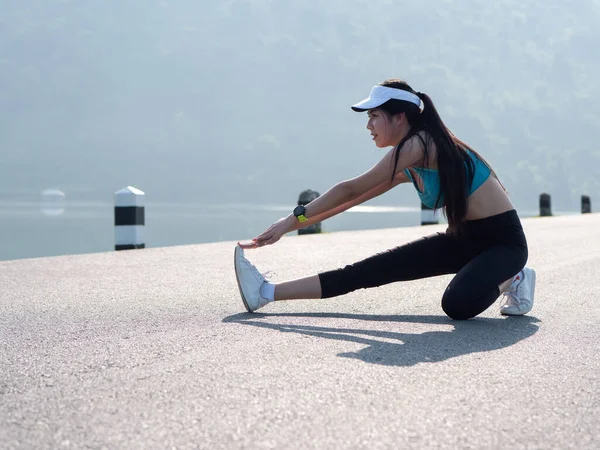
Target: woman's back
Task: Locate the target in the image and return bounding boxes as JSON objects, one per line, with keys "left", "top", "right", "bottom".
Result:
{"left": 465, "top": 175, "right": 515, "bottom": 220}
{"left": 405, "top": 130, "right": 514, "bottom": 221}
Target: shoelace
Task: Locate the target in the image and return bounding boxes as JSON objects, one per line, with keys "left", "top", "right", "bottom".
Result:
{"left": 241, "top": 256, "right": 275, "bottom": 282}
{"left": 502, "top": 292, "right": 520, "bottom": 307}
{"left": 501, "top": 280, "right": 520, "bottom": 307}
{"left": 262, "top": 270, "right": 276, "bottom": 281}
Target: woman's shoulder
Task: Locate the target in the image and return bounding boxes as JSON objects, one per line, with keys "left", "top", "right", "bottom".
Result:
{"left": 402, "top": 129, "right": 437, "bottom": 169}
{"left": 400, "top": 129, "right": 434, "bottom": 152}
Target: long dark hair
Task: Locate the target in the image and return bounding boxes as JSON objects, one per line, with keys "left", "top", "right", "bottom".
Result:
{"left": 376, "top": 78, "right": 500, "bottom": 231}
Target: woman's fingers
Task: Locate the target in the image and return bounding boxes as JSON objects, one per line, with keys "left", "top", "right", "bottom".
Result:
{"left": 238, "top": 234, "right": 279, "bottom": 249}
{"left": 239, "top": 220, "right": 286, "bottom": 249}
{"left": 264, "top": 233, "right": 282, "bottom": 246}
{"left": 238, "top": 235, "right": 269, "bottom": 248}
{"left": 255, "top": 233, "right": 280, "bottom": 247}
{"left": 256, "top": 230, "right": 274, "bottom": 241}
{"left": 237, "top": 241, "right": 258, "bottom": 249}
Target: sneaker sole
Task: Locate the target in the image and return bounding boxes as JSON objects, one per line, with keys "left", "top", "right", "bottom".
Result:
{"left": 234, "top": 246, "right": 253, "bottom": 313}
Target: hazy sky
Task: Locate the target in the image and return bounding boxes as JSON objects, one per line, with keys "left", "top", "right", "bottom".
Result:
{"left": 2, "top": 0, "right": 599, "bottom": 211}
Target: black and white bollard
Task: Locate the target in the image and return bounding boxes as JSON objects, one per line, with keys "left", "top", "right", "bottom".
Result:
{"left": 114, "top": 186, "right": 145, "bottom": 251}
{"left": 297, "top": 189, "right": 322, "bottom": 235}
{"left": 420, "top": 202, "right": 438, "bottom": 226}
{"left": 582, "top": 195, "right": 591, "bottom": 214}
{"left": 539, "top": 193, "right": 552, "bottom": 217}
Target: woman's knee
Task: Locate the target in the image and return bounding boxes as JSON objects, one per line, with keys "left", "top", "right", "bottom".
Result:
{"left": 441, "top": 288, "right": 478, "bottom": 320}
{"left": 441, "top": 286, "right": 499, "bottom": 320}
{"left": 442, "top": 298, "right": 475, "bottom": 320}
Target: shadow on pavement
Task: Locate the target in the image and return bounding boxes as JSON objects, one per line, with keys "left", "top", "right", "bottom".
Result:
{"left": 223, "top": 312, "right": 541, "bottom": 367}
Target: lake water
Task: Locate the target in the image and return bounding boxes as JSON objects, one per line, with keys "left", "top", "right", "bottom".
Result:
{"left": 0, "top": 200, "right": 427, "bottom": 261}
{"left": 0, "top": 199, "right": 578, "bottom": 261}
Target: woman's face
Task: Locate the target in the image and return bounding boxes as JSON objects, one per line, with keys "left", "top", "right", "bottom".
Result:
{"left": 366, "top": 109, "right": 406, "bottom": 148}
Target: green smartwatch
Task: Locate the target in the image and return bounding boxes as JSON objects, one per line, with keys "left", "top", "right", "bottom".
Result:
{"left": 293, "top": 205, "right": 308, "bottom": 223}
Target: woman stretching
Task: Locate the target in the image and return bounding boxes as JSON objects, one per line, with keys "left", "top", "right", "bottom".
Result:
{"left": 234, "top": 78, "right": 535, "bottom": 320}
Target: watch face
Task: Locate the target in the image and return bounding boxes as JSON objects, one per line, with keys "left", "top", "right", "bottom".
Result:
{"left": 294, "top": 205, "right": 306, "bottom": 216}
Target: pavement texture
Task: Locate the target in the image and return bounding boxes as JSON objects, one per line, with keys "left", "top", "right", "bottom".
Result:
{"left": 1, "top": 213, "right": 599, "bottom": 450}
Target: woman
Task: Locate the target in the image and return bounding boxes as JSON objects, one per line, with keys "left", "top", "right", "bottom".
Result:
{"left": 234, "top": 79, "right": 535, "bottom": 320}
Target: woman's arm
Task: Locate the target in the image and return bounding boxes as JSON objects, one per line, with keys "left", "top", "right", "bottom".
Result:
{"left": 295, "top": 136, "right": 424, "bottom": 224}
{"left": 290, "top": 172, "right": 410, "bottom": 232}
{"left": 240, "top": 138, "right": 423, "bottom": 248}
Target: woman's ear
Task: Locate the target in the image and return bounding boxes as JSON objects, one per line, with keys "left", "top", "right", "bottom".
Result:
{"left": 394, "top": 112, "right": 407, "bottom": 126}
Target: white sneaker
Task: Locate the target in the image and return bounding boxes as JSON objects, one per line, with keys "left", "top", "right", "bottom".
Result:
{"left": 500, "top": 267, "right": 536, "bottom": 316}
{"left": 234, "top": 245, "right": 271, "bottom": 313}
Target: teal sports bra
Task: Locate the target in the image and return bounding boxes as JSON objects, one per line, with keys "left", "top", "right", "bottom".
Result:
{"left": 403, "top": 150, "right": 491, "bottom": 209}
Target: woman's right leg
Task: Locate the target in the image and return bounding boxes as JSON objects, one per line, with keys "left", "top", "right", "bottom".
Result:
{"left": 273, "top": 232, "right": 483, "bottom": 301}
{"left": 274, "top": 275, "right": 322, "bottom": 301}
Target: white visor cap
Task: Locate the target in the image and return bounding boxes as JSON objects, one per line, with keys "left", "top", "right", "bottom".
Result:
{"left": 351, "top": 85, "right": 421, "bottom": 112}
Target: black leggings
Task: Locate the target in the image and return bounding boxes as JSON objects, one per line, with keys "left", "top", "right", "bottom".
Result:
{"left": 317, "top": 210, "right": 528, "bottom": 320}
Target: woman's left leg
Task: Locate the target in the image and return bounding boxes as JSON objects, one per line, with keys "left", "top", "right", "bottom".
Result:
{"left": 441, "top": 244, "right": 528, "bottom": 320}
{"left": 274, "top": 231, "right": 479, "bottom": 301}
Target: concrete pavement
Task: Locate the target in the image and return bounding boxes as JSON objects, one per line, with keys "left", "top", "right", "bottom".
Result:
{"left": 1, "top": 213, "right": 599, "bottom": 449}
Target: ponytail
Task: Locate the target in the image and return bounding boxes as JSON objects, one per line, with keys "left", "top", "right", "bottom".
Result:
{"left": 415, "top": 91, "right": 474, "bottom": 231}
{"left": 378, "top": 79, "right": 485, "bottom": 233}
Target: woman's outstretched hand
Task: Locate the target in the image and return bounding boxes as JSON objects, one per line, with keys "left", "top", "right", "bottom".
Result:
{"left": 237, "top": 215, "right": 296, "bottom": 249}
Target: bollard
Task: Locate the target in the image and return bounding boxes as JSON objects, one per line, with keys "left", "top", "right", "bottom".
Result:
{"left": 421, "top": 202, "right": 439, "bottom": 225}
{"left": 114, "top": 186, "right": 145, "bottom": 250}
{"left": 582, "top": 195, "right": 591, "bottom": 214}
{"left": 297, "top": 189, "right": 322, "bottom": 235}
{"left": 539, "top": 193, "right": 552, "bottom": 217}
